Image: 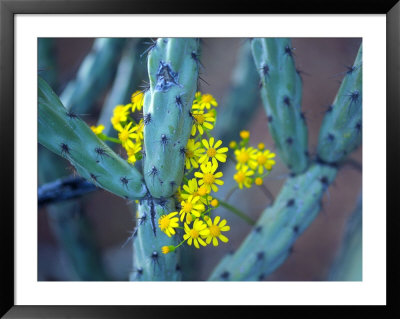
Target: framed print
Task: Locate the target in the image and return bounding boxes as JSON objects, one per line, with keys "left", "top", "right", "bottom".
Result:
{"left": 1, "top": 0, "right": 399, "bottom": 317}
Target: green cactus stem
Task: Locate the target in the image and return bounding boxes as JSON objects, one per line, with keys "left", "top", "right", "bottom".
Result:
{"left": 328, "top": 194, "right": 362, "bottom": 281}
{"left": 60, "top": 38, "right": 125, "bottom": 112}
{"left": 214, "top": 40, "right": 260, "bottom": 144}
{"left": 209, "top": 163, "right": 337, "bottom": 281}
{"left": 38, "top": 76, "right": 147, "bottom": 200}
{"left": 130, "top": 197, "right": 182, "bottom": 281}
{"left": 251, "top": 38, "right": 309, "bottom": 174}
{"left": 317, "top": 44, "right": 362, "bottom": 164}
{"left": 98, "top": 39, "right": 147, "bottom": 137}
{"left": 142, "top": 38, "right": 200, "bottom": 198}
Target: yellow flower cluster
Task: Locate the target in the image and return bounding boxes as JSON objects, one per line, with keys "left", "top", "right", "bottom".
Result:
{"left": 159, "top": 92, "right": 230, "bottom": 252}
{"left": 91, "top": 91, "right": 144, "bottom": 165}
{"left": 230, "top": 131, "right": 276, "bottom": 189}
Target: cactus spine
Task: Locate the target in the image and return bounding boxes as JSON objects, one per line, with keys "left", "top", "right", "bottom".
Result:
{"left": 251, "top": 38, "right": 308, "bottom": 174}
{"left": 38, "top": 76, "right": 147, "bottom": 200}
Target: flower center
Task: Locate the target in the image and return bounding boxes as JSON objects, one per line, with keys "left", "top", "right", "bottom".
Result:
{"left": 235, "top": 171, "right": 245, "bottom": 183}
{"left": 203, "top": 173, "right": 215, "bottom": 185}
{"left": 202, "top": 94, "right": 213, "bottom": 103}
{"left": 257, "top": 154, "right": 267, "bottom": 165}
{"left": 237, "top": 151, "right": 249, "bottom": 163}
{"left": 207, "top": 147, "right": 217, "bottom": 157}
{"left": 119, "top": 130, "right": 129, "bottom": 141}
{"left": 185, "top": 149, "right": 194, "bottom": 158}
{"left": 183, "top": 202, "right": 193, "bottom": 213}
{"left": 197, "top": 186, "right": 208, "bottom": 196}
{"left": 189, "top": 229, "right": 199, "bottom": 239}
{"left": 209, "top": 225, "right": 221, "bottom": 237}
{"left": 159, "top": 216, "right": 170, "bottom": 230}
{"left": 194, "top": 114, "right": 205, "bottom": 124}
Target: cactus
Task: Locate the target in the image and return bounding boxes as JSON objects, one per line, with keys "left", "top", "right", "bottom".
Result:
{"left": 38, "top": 38, "right": 58, "bottom": 89}
{"left": 39, "top": 76, "right": 147, "bottom": 200}
{"left": 251, "top": 38, "right": 309, "bottom": 174}
{"left": 317, "top": 45, "right": 362, "bottom": 164}
{"left": 130, "top": 198, "right": 182, "bottom": 281}
{"left": 38, "top": 38, "right": 362, "bottom": 282}
{"left": 142, "top": 38, "right": 200, "bottom": 198}
{"left": 60, "top": 38, "right": 125, "bottom": 112}
{"left": 213, "top": 40, "right": 260, "bottom": 144}
{"left": 328, "top": 194, "right": 362, "bottom": 281}
{"left": 208, "top": 40, "right": 362, "bottom": 281}
{"left": 98, "top": 39, "right": 147, "bottom": 137}
{"left": 209, "top": 163, "right": 337, "bottom": 280}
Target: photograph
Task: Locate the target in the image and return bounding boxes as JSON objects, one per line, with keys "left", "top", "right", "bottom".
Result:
{"left": 37, "top": 37, "right": 362, "bottom": 282}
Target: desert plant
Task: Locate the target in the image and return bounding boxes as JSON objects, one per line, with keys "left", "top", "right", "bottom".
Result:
{"left": 38, "top": 37, "right": 362, "bottom": 281}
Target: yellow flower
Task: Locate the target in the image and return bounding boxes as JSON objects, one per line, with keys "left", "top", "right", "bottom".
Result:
{"left": 234, "top": 147, "right": 258, "bottom": 170}
{"left": 199, "top": 137, "right": 228, "bottom": 167}
{"left": 191, "top": 110, "right": 216, "bottom": 136}
{"left": 192, "top": 92, "right": 218, "bottom": 110}
{"left": 234, "top": 165, "right": 254, "bottom": 189}
{"left": 183, "top": 219, "right": 210, "bottom": 248}
{"left": 131, "top": 91, "right": 144, "bottom": 112}
{"left": 126, "top": 143, "right": 142, "bottom": 164}
{"left": 180, "top": 195, "right": 205, "bottom": 223}
{"left": 194, "top": 161, "right": 224, "bottom": 193}
{"left": 255, "top": 177, "right": 263, "bottom": 185}
{"left": 184, "top": 139, "right": 204, "bottom": 169}
{"left": 116, "top": 122, "right": 138, "bottom": 149}
{"left": 181, "top": 178, "right": 210, "bottom": 205}
{"left": 254, "top": 149, "right": 276, "bottom": 174}
{"left": 210, "top": 199, "right": 219, "bottom": 207}
{"left": 203, "top": 216, "right": 230, "bottom": 246}
{"left": 229, "top": 141, "right": 237, "bottom": 149}
{"left": 111, "top": 104, "right": 130, "bottom": 129}
{"left": 258, "top": 143, "right": 265, "bottom": 150}
{"left": 91, "top": 124, "right": 105, "bottom": 135}
{"left": 240, "top": 130, "right": 250, "bottom": 139}
{"left": 161, "top": 245, "right": 176, "bottom": 254}
{"left": 158, "top": 212, "right": 179, "bottom": 237}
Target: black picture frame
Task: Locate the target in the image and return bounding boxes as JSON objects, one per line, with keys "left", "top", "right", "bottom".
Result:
{"left": 1, "top": 0, "right": 399, "bottom": 317}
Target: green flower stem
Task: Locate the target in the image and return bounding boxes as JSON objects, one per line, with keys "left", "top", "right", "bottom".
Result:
{"left": 215, "top": 197, "right": 256, "bottom": 226}
{"left": 97, "top": 133, "right": 121, "bottom": 144}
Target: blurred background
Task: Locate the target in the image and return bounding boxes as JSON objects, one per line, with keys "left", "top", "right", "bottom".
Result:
{"left": 38, "top": 38, "right": 362, "bottom": 281}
